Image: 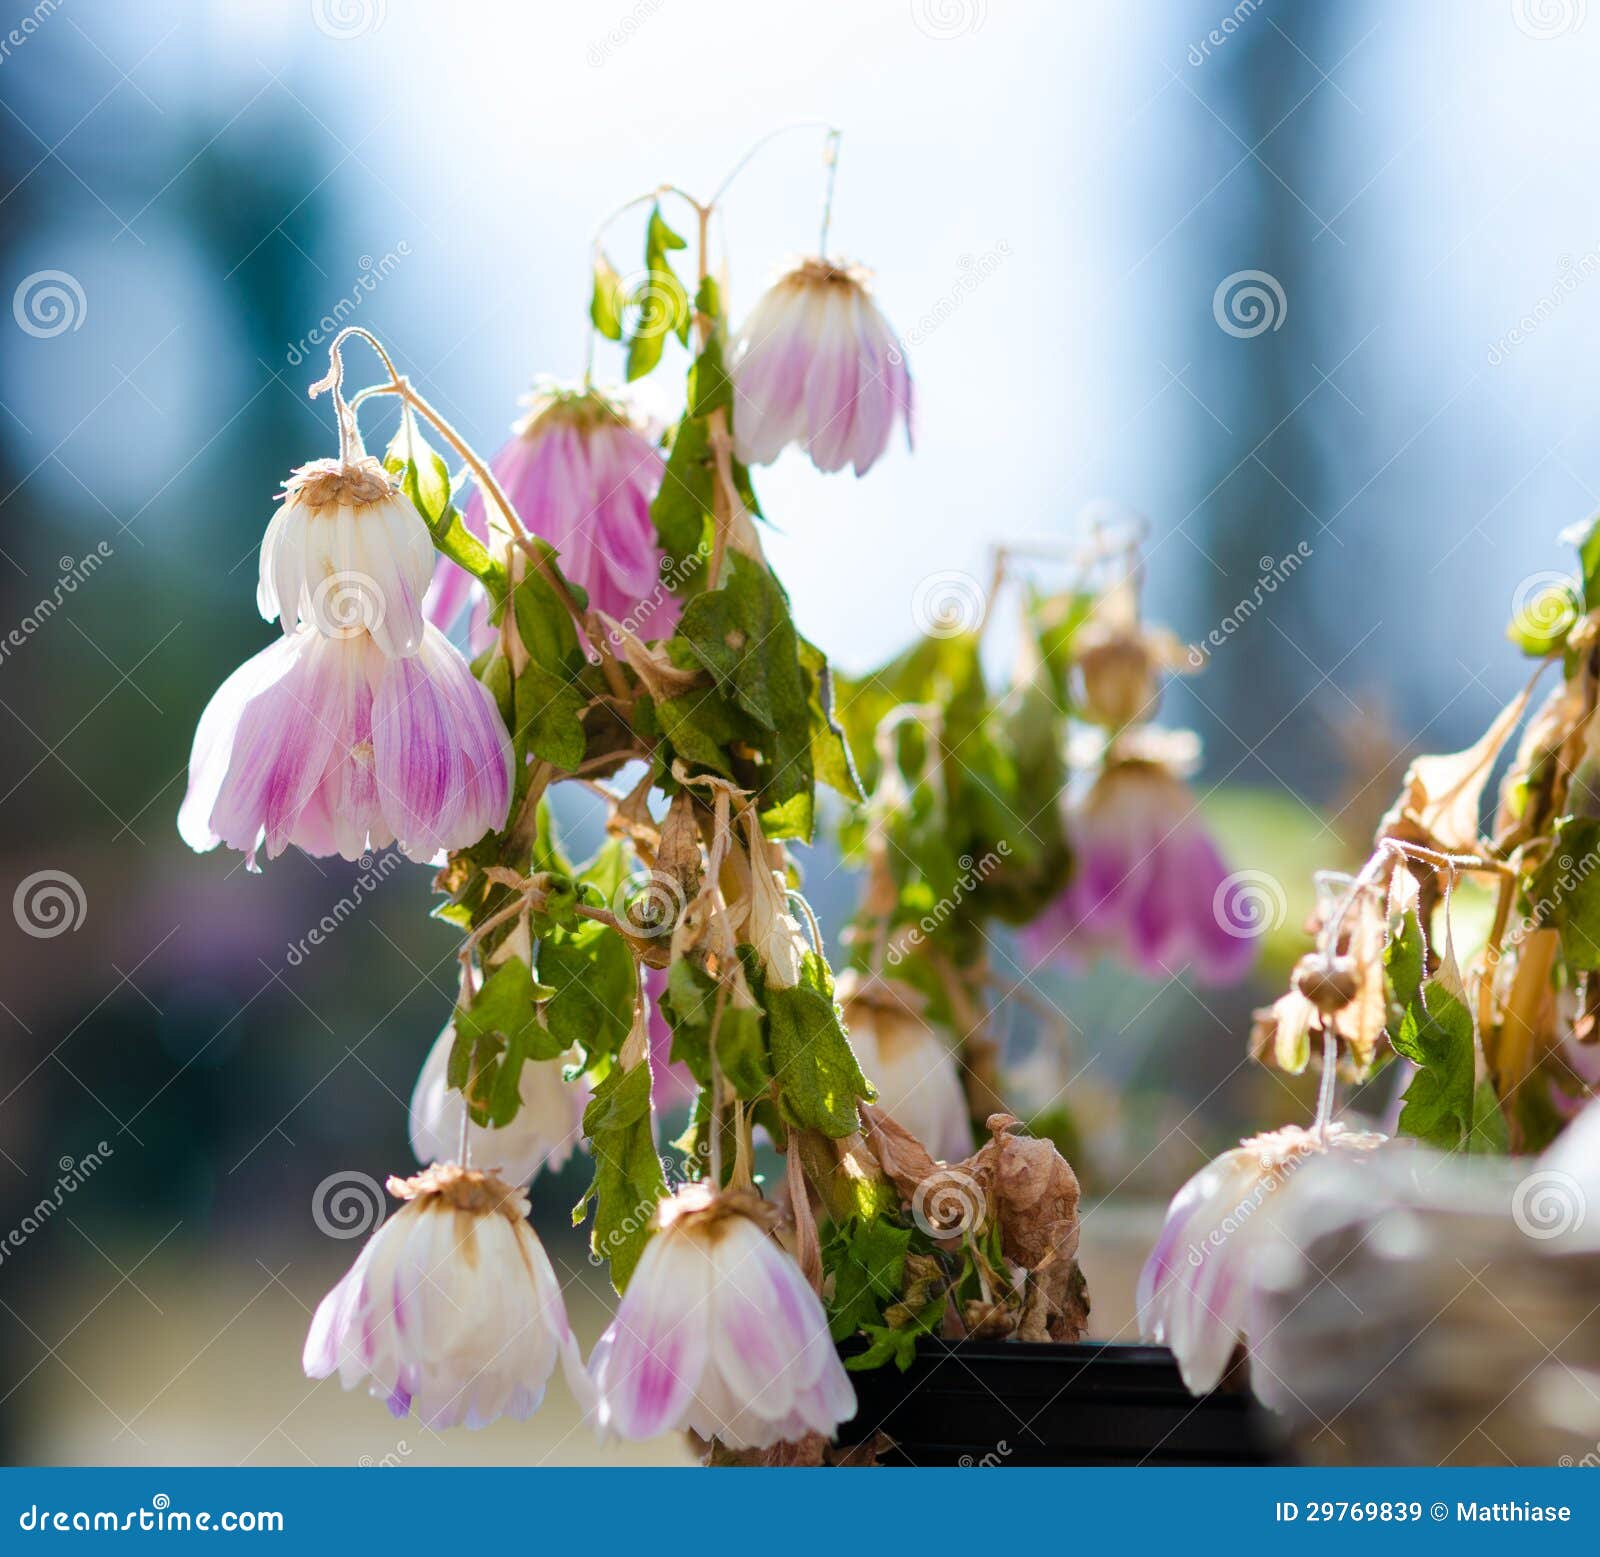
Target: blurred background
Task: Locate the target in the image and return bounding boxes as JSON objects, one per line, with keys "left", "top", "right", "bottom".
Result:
{"left": 0, "top": 0, "right": 1595, "bottom": 1465}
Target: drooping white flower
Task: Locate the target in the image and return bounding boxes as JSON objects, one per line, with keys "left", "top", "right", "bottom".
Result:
{"left": 1136, "top": 1122, "right": 1386, "bottom": 1393}
{"left": 409, "top": 1020, "right": 588, "bottom": 1184}
{"left": 730, "top": 259, "right": 912, "bottom": 477}
{"left": 839, "top": 974, "right": 972, "bottom": 1162}
{"left": 589, "top": 1184, "right": 855, "bottom": 1448}
{"left": 303, "top": 1164, "right": 588, "bottom": 1429}
{"left": 259, "top": 455, "right": 435, "bottom": 659}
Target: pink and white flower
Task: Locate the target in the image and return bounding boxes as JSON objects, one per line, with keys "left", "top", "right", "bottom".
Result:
{"left": 645, "top": 965, "right": 697, "bottom": 1114}
{"left": 1137, "top": 1123, "right": 1385, "bottom": 1393}
{"left": 730, "top": 259, "right": 912, "bottom": 476}
{"left": 303, "top": 1165, "right": 588, "bottom": 1429}
{"left": 1025, "top": 753, "right": 1257, "bottom": 985}
{"left": 839, "top": 975, "right": 972, "bottom": 1161}
{"left": 409, "top": 1020, "right": 589, "bottom": 1184}
{"left": 429, "top": 389, "right": 674, "bottom": 647}
{"left": 179, "top": 622, "right": 511, "bottom": 868}
{"left": 258, "top": 456, "right": 435, "bottom": 660}
{"left": 589, "top": 1184, "right": 855, "bottom": 1448}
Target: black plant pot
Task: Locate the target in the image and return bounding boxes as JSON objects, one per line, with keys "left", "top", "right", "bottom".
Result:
{"left": 835, "top": 1339, "right": 1286, "bottom": 1466}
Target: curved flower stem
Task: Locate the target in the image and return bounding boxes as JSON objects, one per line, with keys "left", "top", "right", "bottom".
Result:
{"left": 315, "top": 327, "right": 603, "bottom": 662}
{"left": 707, "top": 121, "right": 841, "bottom": 215}
{"left": 1314, "top": 1029, "right": 1338, "bottom": 1142}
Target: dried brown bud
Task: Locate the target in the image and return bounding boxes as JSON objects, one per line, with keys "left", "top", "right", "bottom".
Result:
{"left": 1292, "top": 952, "right": 1361, "bottom": 1015}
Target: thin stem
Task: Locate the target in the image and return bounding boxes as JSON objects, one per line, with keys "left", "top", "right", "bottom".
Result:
{"left": 707, "top": 121, "right": 840, "bottom": 213}
{"left": 818, "top": 128, "right": 841, "bottom": 258}
{"left": 1314, "top": 1029, "right": 1338, "bottom": 1141}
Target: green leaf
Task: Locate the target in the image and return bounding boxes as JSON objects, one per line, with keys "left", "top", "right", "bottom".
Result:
{"left": 651, "top": 415, "right": 715, "bottom": 563}
{"left": 590, "top": 250, "right": 626, "bottom": 341}
{"left": 661, "top": 960, "right": 771, "bottom": 1099}
{"left": 764, "top": 953, "right": 871, "bottom": 1136}
{"left": 654, "top": 685, "right": 749, "bottom": 776}
{"left": 1507, "top": 580, "right": 1580, "bottom": 657}
{"left": 625, "top": 204, "right": 691, "bottom": 381}
{"left": 514, "top": 662, "right": 588, "bottom": 771}
{"left": 799, "top": 636, "right": 864, "bottom": 804}
{"left": 825, "top": 1217, "right": 913, "bottom": 1340}
{"left": 538, "top": 920, "right": 636, "bottom": 1065}
{"left": 454, "top": 958, "right": 564, "bottom": 1125}
{"left": 510, "top": 545, "right": 581, "bottom": 674}
{"left": 1386, "top": 914, "right": 1478, "bottom": 1150}
{"left": 1526, "top": 817, "right": 1600, "bottom": 968}
{"left": 1565, "top": 510, "right": 1600, "bottom": 611}
{"left": 384, "top": 410, "right": 504, "bottom": 593}
{"left": 577, "top": 1061, "right": 666, "bottom": 1289}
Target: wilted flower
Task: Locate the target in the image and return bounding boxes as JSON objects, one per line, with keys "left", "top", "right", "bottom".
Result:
{"left": 303, "top": 1164, "right": 588, "bottom": 1429}
{"left": 1137, "top": 1122, "right": 1385, "bottom": 1393}
{"left": 730, "top": 259, "right": 912, "bottom": 476}
{"left": 429, "top": 388, "right": 674, "bottom": 644}
{"left": 409, "top": 1020, "right": 588, "bottom": 1184}
{"left": 588, "top": 1184, "right": 855, "bottom": 1448}
{"left": 179, "top": 623, "right": 511, "bottom": 868}
{"left": 258, "top": 456, "right": 435, "bottom": 660}
{"left": 1025, "top": 745, "right": 1256, "bottom": 984}
{"left": 839, "top": 974, "right": 972, "bottom": 1161}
